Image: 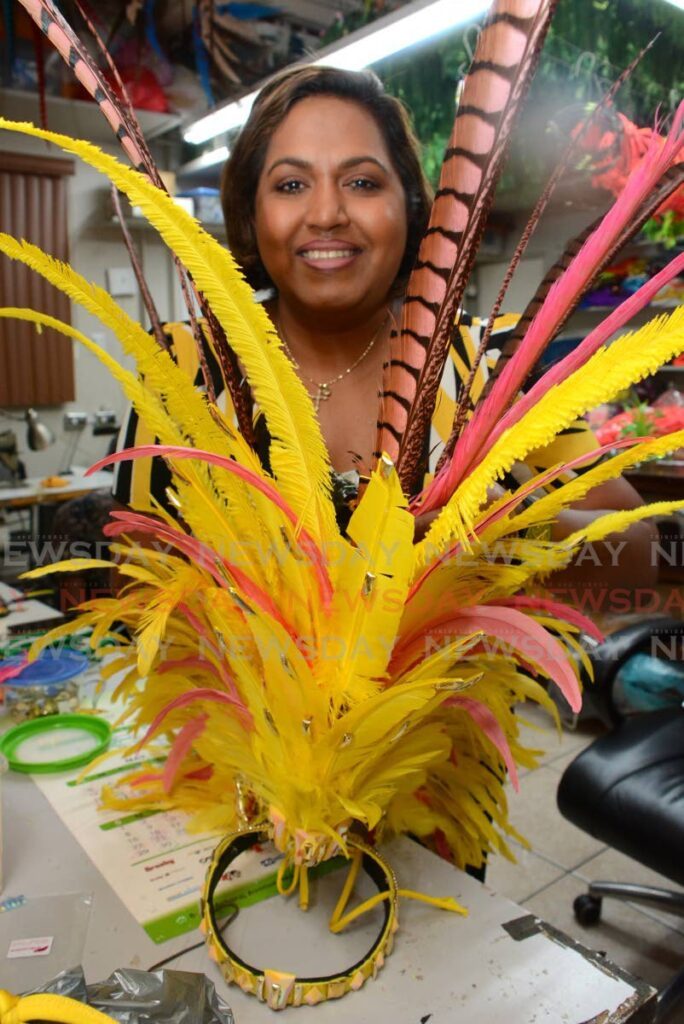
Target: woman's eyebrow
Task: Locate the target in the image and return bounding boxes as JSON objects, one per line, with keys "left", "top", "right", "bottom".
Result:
{"left": 266, "top": 155, "right": 389, "bottom": 175}
{"left": 266, "top": 156, "right": 310, "bottom": 175}
{"left": 338, "top": 155, "right": 389, "bottom": 173}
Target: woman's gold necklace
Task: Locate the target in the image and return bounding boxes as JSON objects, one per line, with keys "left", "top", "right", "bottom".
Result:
{"left": 278, "top": 313, "right": 389, "bottom": 412}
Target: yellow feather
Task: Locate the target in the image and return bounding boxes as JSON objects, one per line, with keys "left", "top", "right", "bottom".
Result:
{"left": 322, "top": 460, "right": 413, "bottom": 706}
{"left": 0, "top": 118, "right": 336, "bottom": 543}
{"left": 420, "top": 307, "right": 684, "bottom": 564}
{"left": 0, "top": 308, "right": 297, "bottom": 592}
{"left": 0, "top": 296, "right": 257, "bottom": 508}
{"left": 562, "top": 500, "right": 684, "bottom": 553}
{"left": 22, "top": 558, "right": 113, "bottom": 578}
{"left": 508, "top": 429, "right": 684, "bottom": 536}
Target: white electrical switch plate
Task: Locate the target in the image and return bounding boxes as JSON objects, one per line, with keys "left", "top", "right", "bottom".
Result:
{"left": 106, "top": 266, "right": 137, "bottom": 297}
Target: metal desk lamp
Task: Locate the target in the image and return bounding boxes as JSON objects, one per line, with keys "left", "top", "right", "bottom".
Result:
{"left": 25, "top": 408, "right": 56, "bottom": 451}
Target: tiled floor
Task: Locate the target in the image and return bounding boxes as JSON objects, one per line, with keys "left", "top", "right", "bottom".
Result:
{"left": 486, "top": 703, "right": 684, "bottom": 996}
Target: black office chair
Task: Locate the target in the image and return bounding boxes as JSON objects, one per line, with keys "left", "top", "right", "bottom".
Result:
{"left": 557, "top": 618, "right": 684, "bottom": 1024}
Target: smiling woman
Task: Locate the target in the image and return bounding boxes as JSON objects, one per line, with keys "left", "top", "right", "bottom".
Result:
{"left": 255, "top": 95, "right": 410, "bottom": 470}
{"left": 219, "top": 69, "right": 429, "bottom": 477}
{"left": 256, "top": 107, "right": 406, "bottom": 317}
{"left": 223, "top": 67, "right": 430, "bottom": 297}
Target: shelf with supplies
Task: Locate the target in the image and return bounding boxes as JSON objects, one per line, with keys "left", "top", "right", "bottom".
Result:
{"left": 576, "top": 232, "right": 683, "bottom": 315}
{"left": 95, "top": 188, "right": 227, "bottom": 241}
{"left": 0, "top": 89, "right": 180, "bottom": 143}
{"left": 580, "top": 300, "right": 680, "bottom": 312}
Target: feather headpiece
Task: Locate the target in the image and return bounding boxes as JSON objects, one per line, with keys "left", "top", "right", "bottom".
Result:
{"left": 4, "top": 0, "right": 684, "bottom": 1008}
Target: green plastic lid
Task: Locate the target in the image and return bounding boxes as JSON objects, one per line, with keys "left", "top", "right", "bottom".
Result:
{"left": 0, "top": 713, "right": 112, "bottom": 774}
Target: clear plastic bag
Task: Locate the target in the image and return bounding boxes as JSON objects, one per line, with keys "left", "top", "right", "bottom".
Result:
{"left": 0, "top": 891, "right": 92, "bottom": 993}
{"left": 26, "top": 965, "right": 235, "bottom": 1024}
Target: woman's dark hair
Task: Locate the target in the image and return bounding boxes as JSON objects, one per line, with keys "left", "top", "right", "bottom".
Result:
{"left": 220, "top": 65, "right": 433, "bottom": 293}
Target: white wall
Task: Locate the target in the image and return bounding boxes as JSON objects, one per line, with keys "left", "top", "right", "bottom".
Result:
{"left": 0, "top": 95, "right": 181, "bottom": 478}
{"left": 473, "top": 207, "right": 597, "bottom": 325}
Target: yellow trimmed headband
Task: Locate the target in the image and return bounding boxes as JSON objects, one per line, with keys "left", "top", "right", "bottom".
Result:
{"left": 200, "top": 825, "right": 465, "bottom": 1010}
{"left": 200, "top": 826, "right": 399, "bottom": 1010}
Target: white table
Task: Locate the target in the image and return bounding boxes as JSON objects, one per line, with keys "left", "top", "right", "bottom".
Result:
{"left": 0, "top": 581, "right": 63, "bottom": 642}
{"left": 0, "top": 468, "right": 114, "bottom": 552}
{"left": 1, "top": 770, "right": 657, "bottom": 1021}
{"left": 0, "top": 469, "right": 114, "bottom": 511}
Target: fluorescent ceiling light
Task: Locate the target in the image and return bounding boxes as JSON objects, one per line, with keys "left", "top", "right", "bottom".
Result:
{"left": 184, "top": 0, "right": 490, "bottom": 145}
{"left": 185, "top": 94, "right": 258, "bottom": 146}
{"left": 178, "top": 145, "right": 230, "bottom": 176}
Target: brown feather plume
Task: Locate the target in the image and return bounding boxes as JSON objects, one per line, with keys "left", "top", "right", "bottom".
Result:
{"left": 109, "top": 184, "right": 168, "bottom": 352}
{"left": 375, "top": 0, "right": 556, "bottom": 497}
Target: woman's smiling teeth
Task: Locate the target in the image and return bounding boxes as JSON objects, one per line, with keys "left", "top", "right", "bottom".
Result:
{"left": 299, "top": 248, "right": 359, "bottom": 260}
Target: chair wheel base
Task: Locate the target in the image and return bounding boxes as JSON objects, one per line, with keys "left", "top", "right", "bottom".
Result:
{"left": 574, "top": 893, "right": 602, "bottom": 926}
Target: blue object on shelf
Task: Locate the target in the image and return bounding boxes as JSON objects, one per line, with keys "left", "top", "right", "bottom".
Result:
{"left": 217, "top": 2, "right": 278, "bottom": 17}
{"left": 0, "top": 651, "right": 89, "bottom": 687}
{"left": 177, "top": 187, "right": 220, "bottom": 197}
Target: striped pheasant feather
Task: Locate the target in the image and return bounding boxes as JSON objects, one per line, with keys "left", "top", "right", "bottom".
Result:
{"left": 440, "top": 41, "right": 664, "bottom": 453}
{"left": 16, "top": 0, "right": 255, "bottom": 441}
{"left": 19, "top": 0, "right": 153, "bottom": 173}
{"left": 376, "top": 0, "right": 555, "bottom": 494}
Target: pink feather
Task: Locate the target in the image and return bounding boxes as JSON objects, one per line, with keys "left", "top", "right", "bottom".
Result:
{"left": 90, "top": 445, "right": 332, "bottom": 607}
{"left": 492, "top": 595, "right": 604, "bottom": 642}
{"left": 446, "top": 695, "right": 519, "bottom": 791}
{"left": 129, "top": 763, "right": 214, "bottom": 788}
{"left": 175, "top": 607, "right": 244, "bottom": 697}
{"left": 104, "top": 510, "right": 228, "bottom": 586}
{"left": 157, "top": 655, "right": 220, "bottom": 676}
{"left": 162, "top": 714, "right": 208, "bottom": 794}
{"left": 166, "top": 611, "right": 243, "bottom": 699}
{"left": 434, "top": 101, "right": 684, "bottom": 501}
{"left": 392, "top": 605, "right": 581, "bottom": 712}
{"left": 175, "top": 604, "right": 223, "bottom": 661}
{"left": 128, "top": 772, "right": 163, "bottom": 788}
{"left": 185, "top": 764, "right": 214, "bottom": 782}
{"left": 106, "top": 510, "right": 299, "bottom": 641}
{"left": 135, "top": 686, "right": 253, "bottom": 752}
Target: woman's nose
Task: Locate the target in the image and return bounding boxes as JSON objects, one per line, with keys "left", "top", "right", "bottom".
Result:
{"left": 305, "top": 182, "right": 350, "bottom": 230}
